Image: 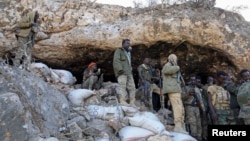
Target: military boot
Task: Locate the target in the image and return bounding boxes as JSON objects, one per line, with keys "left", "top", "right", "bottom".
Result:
{"left": 174, "top": 123, "right": 189, "bottom": 134}
{"left": 130, "top": 98, "right": 140, "bottom": 109}
{"left": 119, "top": 96, "right": 130, "bottom": 106}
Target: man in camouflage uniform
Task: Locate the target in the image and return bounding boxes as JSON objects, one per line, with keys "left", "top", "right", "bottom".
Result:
{"left": 182, "top": 74, "right": 203, "bottom": 140}
{"left": 201, "top": 76, "right": 214, "bottom": 140}
{"left": 223, "top": 74, "right": 242, "bottom": 125}
{"left": 162, "top": 54, "right": 188, "bottom": 134}
{"left": 137, "top": 57, "right": 160, "bottom": 111}
{"left": 237, "top": 69, "right": 250, "bottom": 124}
{"left": 14, "top": 10, "right": 39, "bottom": 69}
{"left": 207, "top": 71, "right": 231, "bottom": 125}
{"left": 113, "top": 39, "right": 137, "bottom": 108}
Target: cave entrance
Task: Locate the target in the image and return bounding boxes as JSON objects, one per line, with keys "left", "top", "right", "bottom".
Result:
{"left": 101, "top": 41, "right": 238, "bottom": 88}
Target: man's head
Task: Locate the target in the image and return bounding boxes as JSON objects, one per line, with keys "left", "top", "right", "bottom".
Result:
{"left": 189, "top": 73, "right": 197, "bottom": 86}
{"left": 122, "top": 39, "right": 130, "bottom": 50}
{"left": 88, "top": 62, "right": 97, "bottom": 70}
{"left": 168, "top": 54, "right": 178, "bottom": 65}
{"left": 216, "top": 70, "right": 227, "bottom": 85}
{"left": 206, "top": 76, "right": 214, "bottom": 85}
{"left": 239, "top": 69, "right": 250, "bottom": 83}
{"left": 150, "top": 59, "right": 157, "bottom": 67}
{"left": 143, "top": 57, "right": 151, "bottom": 65}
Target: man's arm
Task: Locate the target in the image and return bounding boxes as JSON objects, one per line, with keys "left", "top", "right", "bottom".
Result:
{"left": 207, "top": 90, "right": 217, "bottom": 123}
{"left": 113, "top": 49, "right": 123, "bottom": 73}
{"left": 162, "top": 63, "right": 180, "bottom": 75}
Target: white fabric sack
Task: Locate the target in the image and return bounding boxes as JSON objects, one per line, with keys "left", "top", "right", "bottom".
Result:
{"left": 171, "top": 132, "right": 197, "bottom": 141}
{"left": 121, "top": 106, "right": 139, "bottom": 117}
{"left": 52, "top": 69, "right": 76, "bottom": 85}
{"left": 50, "top": 68, "right": 60, "bottom": 83}
{"left": 87, "top": 105, "right": 124, "bottom": 120}
{"left": 30, "top": 62, "right": 51, "bottom": 82}
{"left": 135, "top": 112, "right": 160, "bottom": 121}
{"left": 128, "top": 114, "right": 170, "bottom": 136}
{"left": 119, "top": 126, "right": 155, "bottom": 141}
{"left": 67, "top": 89, "right": 96, "bottom": 106}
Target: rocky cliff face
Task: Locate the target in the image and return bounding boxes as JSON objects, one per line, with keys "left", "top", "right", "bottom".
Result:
{"left": 1, "top": 0, "right": 250, "bottom": 83}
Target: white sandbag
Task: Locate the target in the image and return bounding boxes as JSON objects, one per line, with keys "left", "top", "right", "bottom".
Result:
{"left": 67, "top": 89, "right": 96, "bottom": 106}
{"left": 170, "top": 132, "right": 197, "bottom": 141}
{"left": 87, "top": 105, "right": 124, "bottom": 120}
{"left": 135, "top": 112, "right": 160, "bottom": 121}
{"left": 30, "top": 62, "right": 51, "bottom": 82}
{"left": 128, "top": 114, "right": 170, "bottom": 136}
{"left": 50, "top": 68, "right": 60, "bottom": 83}
{"left": 119, "top": 126, "right": 154, "bottom": 141}
{"left": 121, "top": 106, "right": 139, "bottom": 117}
{"left": 147, "top": 134, "right": 171, "bottom": 141}
{"left": 52, "top": 69, "right": 76, "bottom": 85}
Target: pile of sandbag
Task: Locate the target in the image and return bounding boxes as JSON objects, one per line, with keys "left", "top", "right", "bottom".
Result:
{"left": 30, "top": 62, "right": 76, "bottom": 85}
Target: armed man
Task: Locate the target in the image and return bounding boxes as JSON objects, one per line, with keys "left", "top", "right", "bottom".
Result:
{"left": 182, "top": 74, "right": 204, "bottom": 141}
{"left": 14, "top": 10, "right": 39, "bottom": 70}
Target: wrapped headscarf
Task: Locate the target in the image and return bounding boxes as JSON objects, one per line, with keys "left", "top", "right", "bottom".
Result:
{"left": 88, "top": 62, "right": 96, "bottom": 69}
{"left": 168, "top": 54, "right": 178, "bottom": 65}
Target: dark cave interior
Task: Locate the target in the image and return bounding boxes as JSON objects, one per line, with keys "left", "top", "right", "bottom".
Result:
{"left": 77, "top": 41, "right": 237, "bottom": 88}
{"left": 34, "top": 41, "right": 238, "bottom": 88}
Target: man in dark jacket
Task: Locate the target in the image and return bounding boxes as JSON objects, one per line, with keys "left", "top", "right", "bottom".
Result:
{"left": 113, "top": 39, "right": 137, "bottom": 108}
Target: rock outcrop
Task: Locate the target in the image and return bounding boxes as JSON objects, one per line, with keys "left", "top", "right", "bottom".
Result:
{"left": 0, "top": 62, "right": 70, "bottom": 141}
{"left": 1, "top": 0, "right": 250, "bottom": 82}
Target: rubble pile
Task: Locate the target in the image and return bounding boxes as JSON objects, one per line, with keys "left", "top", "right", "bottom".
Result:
{"left": 0, "top": 61, "right": 197, "bottom": 141}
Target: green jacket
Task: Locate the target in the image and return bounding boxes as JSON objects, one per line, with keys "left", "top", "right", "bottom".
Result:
{"left": 137, "top": 64, "right": 152, "bottom": 84}
{"left": 161, "top": 62, "right": 182, "bottom": 94}
{"left": 16, "top": 11, "right": 36, "bottom": 37}
{"left": 113, "top": 47, "right": 133, "bottom": 77}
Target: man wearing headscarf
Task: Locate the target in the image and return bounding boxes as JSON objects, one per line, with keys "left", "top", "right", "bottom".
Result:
{"left": 82, "top": 62, "right": 101, "bottom": 90}
{"left": 14, "top": 10, "right": 39, "bottom": 69}
{"left": 162, "top": 54, "right": 188, "bottom": 134}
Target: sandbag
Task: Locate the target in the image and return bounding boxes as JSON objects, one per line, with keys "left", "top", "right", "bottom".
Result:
{"left": 50, "top": 68, "right": 60, "bottom": 83}
{"left": 170, "top": 131, "right": 197, "bottom": 141}
{"left": 87, "top": 105, "right": 124, "bottom": 120}
{"left": 237, "top": 81, "right": 250, "bottom": 107}
{"left": 135, "top": 112, "right": 160, "bottom": 121}
{"left": 121, "top": 106, "right": 139, "bottom": 117}
{"left": 67, "top": 89, "right": 96, "bottom": 106}
{"left": 119, "top": 126, "right": 154, "bottom": 141}
{"left": 52, "top": 69, "right": 76, "bottom": 85}
{"left": 128, "top": 113, "right": 170, "bottom": 135}
{"left": 30, "top": 62, "right": 51, "bottom": 82}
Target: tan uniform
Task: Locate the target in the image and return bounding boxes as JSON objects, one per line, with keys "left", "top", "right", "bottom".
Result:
{"left": 207, "top": 85, "right": 231, "bottom": 125}
{"left": 162, "top": 61, "right": 187, "bottom": 134}
{"left": 14, "top": 11, "right": 38, "bottom": 69}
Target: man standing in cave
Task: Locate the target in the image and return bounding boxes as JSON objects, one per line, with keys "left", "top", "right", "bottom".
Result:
{"left": 137, "top": 57, "right": 161, "bottom": 111}
{"left": 113, "top": 39, "right": 137, "bottom": 108}
{"left": 13, "top": 10, "right": 39, "bottom": 70}
{"left": 161, "top": 54, "right": 188, "bottom": 134}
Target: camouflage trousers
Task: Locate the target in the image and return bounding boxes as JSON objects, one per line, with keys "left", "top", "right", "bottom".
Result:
{"left": 185, "top": 105, "right": 202, "bottom": 139}
{"left": 117, "top": 74, "right": 136, "bottom": 101}
{"left": 82, "top": 75, "right": 98, "bottom": 90}
{"left": 139, "top": 81, "right": 160, "bottom": 110}
{"left": 214, "top": 109, "right": 231, "bottom": 125}
{"left": 168, "top": 93, "right": 185, "bottom": 129}
{"left": 13, "top": 36, "right": 33, "bottom": 69}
